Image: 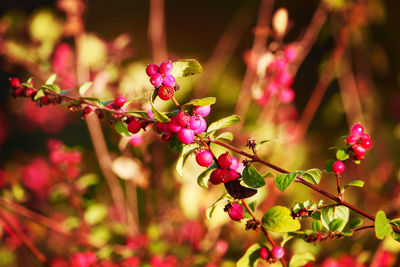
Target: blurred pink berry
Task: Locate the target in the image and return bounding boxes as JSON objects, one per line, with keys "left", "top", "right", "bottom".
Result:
{"left": 230, "top": 156, "right": 239, "bottom": 170}
{"left": 150, "top": 73, "right": 163, "bottom": 87}
{"left": 279, "top": 88, "right": 295, "bottom": 103}
{"left": 146, "top": 64, "right": 159, "bottom": 76}
{"left": 22, "top": 158, "right": 51, "bottom": 193}
{"left": 162, "top": 74, "right": 176, "bottom": 87}
{"left": 129, "top": 135, "right": 144, "bottom": 147}
{"left": 114, "top": 96, "right": 127, "bottom": 108}
{"left": 177, "top": 128, "right": 194, "bottom": 144}
{"left": 154, "top": 122, "right": 164, "bottom": 133}
{"left": 332, "top": 161, "right": 345, "bottom": 175}
{"left": 9, "top": 77, "right": 21, "bottom": 88}
{"left": 284, "top": 46, "right": 297, "bottom": 62}
{"left": 158, "top": 60, "right": 173, "bottom": 75}
{"left": 271, "top": 246, "right": 285, "bottom": 259}
{"left": 226, "top": 203, "right": 244, "bottom": 221}
{"left": 196, "top": 150, "right": 214, "bottom": 167}
{"left": 259, "top": 247, "right": 269, "bottom": 260}
{"left": 276, "top": 72, "right": 293, "bottom": 87}
{"left": 194, "top": 105, "right": 211, "bottom": 117}
{"left": 128, "top": 120, "right": 141, "bottom": 134}
{"left": 351, "top": 123, "right": 364, "bottom": 137}
{"left": 122, "top": 257, "right": 140, "bottom": 267}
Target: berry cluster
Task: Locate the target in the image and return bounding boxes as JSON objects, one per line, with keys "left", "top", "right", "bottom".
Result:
{"left": 146, "top": 60, "right": 178, "bottom": 101}
{"left": 9, "top": 78, "right": 37, "bottom": 99}
{"left": 257, "top": 46, "right": 297, "bottom": 105}
{"left": 209, "top": 152, "right": 240, "bottom": 185}
{"left": 153, "top": 105, "right": 210, "bottom": 144}
{"left": 345, "top": 123, "right": 372, "bottom": 161}
{"left": 224, "top": 202, "right": 244, "bottom": 221}
{"left": 259, "top": 246, "right": 285, "bottom": 263}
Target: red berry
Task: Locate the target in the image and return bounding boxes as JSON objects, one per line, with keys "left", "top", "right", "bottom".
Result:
{"left": 158, "top": 86, "right": 174, "bottom": 101}
{"left": 158, "top": 60, "right": 173, "bottom": 75}
{"left": 193, "top": 117, "right": 207, "bottom": 134}
{"left": 230, "top": 156, "right": 239, "bottom": 170}
{"left": 168, "top": 117, "right": 182, "bottom": 133}
{"left": 210, "top": 169, "right": 223, "bottom": 185}
{"left": 41, "top": 96, "right": 50, "bottom": 105}
{"left": 196, "top": 150, "right": 213, "bottom": 168}
{"left": 9, "top": 77, "right": 21, "bottom": 88}
{"left": 352, "top": 145, "right": 365, "bottom": 160}
{"left": 332, "top": 161, "right": 345, "bottom": 175}
{"left": 360, "top": 138, "right": 372, "bottom": 149}
{"left": 259, "top": 247, "right": 269, "bottom": 260}
{"left": 194, "top": 105, "right": 211, "bottom": 117}
{"left": 351, "top": 123, "right": 364, "bottom": 137}
{"left": 218, "top": 152, "right": 233, "bottom": 169}
{"left": 154, "top": 122, "right": 164, "bottom": 133}
{"left": 128, "top": 120, "right": 141, "bottom": 134}
{"left": 114, "top": 96, "right": 127, "bottom": 108}
{"left": 271, "top": 246, "right": 285, "bottom": 259}
{"left": 176, "top": 111, "right": 190, "bottom": 127}
{"left": 162, "top": 74, "right": 176, "bottom": 87}
{"left": 226, "top": 203, "right": 244, "bottom": 221}
{"left": 177, "top": 128, "right": 194, "bottom": 144}
{"left": 146, "top": 64, "right": 158, "bottom": 76}
{"left": 279, "top": 87, "right": 295, "bottom": 103}
{"left": 24, "top": 87, "right": 35, "bottom": 97}
{"left": 150, "top": 73, "right": 163, "bottom": 87}
{"left": 346, "top": 135, "right": 357, "bottom": 145}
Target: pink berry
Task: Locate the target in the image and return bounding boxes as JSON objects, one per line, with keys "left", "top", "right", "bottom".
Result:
{"left": 360, "top": 138, "right": 372, "bottom": 149}
{"left": 267, "top": 59, "right": 287, "bottom": 73}
{"left": 176, "top": 111, "right": 190, "bottom": 127}
{"left": 128, "top": 120, "right": 141, "bottom": 134}
{"left": 189, "top": 116, "right": 202, "bottom": 130}
{"left": 194, "top": 105, "right": 211, "bottom": 117}
{"left": 146, "top": 64, "right": 158, "bottom": 76}
{"left": 81, "top": 105, "right": 93, "bottom": 119}
{"left": 332, "top": 160, "right": 345, "bottom": 175}
{"left": 259, "top": 247, "right": 269, "bottom": 260}
{"left": 154, "top": 122, "right": 164, "bottom": 133}
{"left": 226, "top": 203, "right": 244, "bottom": 221}
{"left": 193, "top": 117, "right": 207, "bottom": 134}
{"left": 168, "top": 117, "right": 182, "bottom": 133}
{"left": 158, "top": 86, "right": 174, "bottom": 100}
{"left": 24, "top": 87, "right": 35, "bottom": 97}
{"left": 218, "top": 152, "right": 233, "bottom": 169}
{"left": 279, "top": 88, "right": 295, "bottom": 103}
{"left": 114, "top": 96, "right": 127, "bottom": 107}
{"left": 177, "top": 128, "right": 194, "bottom": 144}
{"left": 230, "top": 156, "right": 239, "bottom": 170}
{"left": 271, "top": 246, "right": 285, "bottom": 259}
{"left": 346, "top": 135, "right": 357, "bottom": 145}
{"left": 210, "top": 169, "right": 223, "bottom": 185}
{"left": 129, "top": 135, "right": 143, "bottom": 147}
{"left": 162, "top": 74, "right": 176, "bottom": 87}
{"left": 9, "top": 77, "right": 21, "bottom": 88}
{"left": 158, "top": 60, "right": 173, "bottom": 75}
{"left": 351, "top": 123, "right": 364, "bottom": 137}
{"left": 150, "top": 73, "right": 163, "bottom": 87}
{"left": 196, "top": 150, "right": 214, "bottom": 168}
{"left": 276, "top": 71, "right": 293, "bottom": 87}
{"left": 283, "top": 46, "right": 297, "bottom": 62}
{"left": 353, "top": 145, "right": 365, "bottom": 160}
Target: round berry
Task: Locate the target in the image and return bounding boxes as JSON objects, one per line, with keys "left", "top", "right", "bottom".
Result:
{"left": 176, "top": 111, "right": 190, "bottom": 127}
{"left": 259, "top": 247, "right": 269, "bottom": 260}
{"left": 332, "top": 161, "right": 345, "bottom": 175}
{"left": 351, "top": 123, "right": 364, "bottom": 137}
{"left": 162, "top": 74, "right": 176, "bottom": 87}
{"left": 230, "top": 156, "right": 239, "bottom": 170}
{"left": 177, "top": 128, "right": 194, "bottom": 144}
{"left": 218, "top": 152, "right": 233, "bottom": 169}
{"left": 24, "top": 87, "right": 35, "bottom": 97}
{"left": 279, "top": 88, "right": 295, "bottom": 103}
{"left": 41, "top": 96, "right": 50, "bottom": 105}
{"left": 227, "top": 203, "right": 244, "bottom": 221}
{"left": 114, "top": 96, "right": 127, "bottom": 107}
{"left": 154, "top": 122, "right": 164, "bottom": 133}
{"left": 146, "top": 64, "right": 159, "bottom": 76}
{"left": 194, "top": 105, "right": 211, "bottom": 117}
{"left": 9, "top": 77, "right": 21, "bottom": 88}
{"left": 150, "top": 73, "right": 163, "bottom": 87}
{"left": 189, "top": 116, "right": 202, "bottom": 130}
{"left": 271, "top": 246, "right": 285, "bottom": 259}
{"left": 276, "top": 71, "right": 293, "bottom": 87}
{"left": 210, "top": 169, "right": 223, "bottom": 185}
{"left": 346, "top": 135, "right": 357, "bottom": 146}
{"left": 196, "top": 150, "right": 214, "bottom": 168}
{"left": 158, "top": 60, "right": 173, "bottom": 75}
{"left": 158, "top": 86, "right": 174, "bottom": 101}
{"left": 360, "top": 137, "right": 372, "bottom": 149}
{"left": 128, "top": 120, "right": 141, "bottom": 134}
{"left": 168, "top": 117, "right": 182, "bottom": 133}
{"left": 193, "top": 117, "right": 207, "bottom": 134}
{"left": 81, "top": 105, "right": 93, "bottom": 119}
{"left": 353, "top": 145, "right": 366, "bottom": 160}
{"left": 284, "top": 46, "right": 297, "bottom": 62}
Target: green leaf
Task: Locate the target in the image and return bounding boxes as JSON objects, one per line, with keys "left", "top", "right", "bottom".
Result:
{"left": 343, "top": 180, "right": 364, "bottom": 190}
{"left": 324, "top": 159, "right": 335, "bottom": 172}
{"left": 263, "top": 172, "right": 275, "bottom": 178}
{"left": 101, "top": 99, "right": 113, "bottom": 106}
{"left": 197, "top": 168, "right": 216, "bottom": 189}
{"left": 45, "top": 73, "right": 57, "bottom": 85}
{"left": 262, "top": 206, "right": 301, "bottom": 232}
{"left": 242, "top": 164, "right": 266, "bottom": 188}
{"left": 275, "top": 173, "right": 297, "bottom": 192}
{"left": 311, "top": 220, "right": 322, "bottom": 232}
{"left": 42, "top": 84, "right": 61, "bottom": 93}
{"left": 321, "top": 206, "right": 349, "bottom": 232}
{"left": 214, "top": 132, "right": 234, "bottom": 141}
{"left": 349, "top": 218, "right": 363, "bottom": 229}
{"left": 391, "top": 231, "right": 400, "bottom": 243}
{"left": 79, "top": 81, "right": 93, "bottom": 96}
{"left": 84, "top": 204, "right": 108, "bottom": 225}
{"left": 150, "top": 94, "right": 170, "bottom": 122}
{"left": 301, "top": 169, "right": 322, "bottom": 185}
{"left": 61, "top": 100, "right": 80, "bottom": 106}
{"left": 114, "top": 120, "right": 132, "bottom": 137}
{"left": 127, "top": 111, "right": 149, "bottom": 118}
{"left": 390, "top": 218, "right": 400, "bottom": 228}
{"left": 375, "top": 210, "right": 393, "bottom": 239}
{"left": 76, "top": 174, "right": 99, "bottom": 191}
{"left": 289, "top": 252, "right": 315, "bottom": 267}
{"left": 33, "top": 89, "right": 45, "bottom": 100}
{"left": 176, "top": 143, "right": 199, "bottom": 176}
{"left": 181, "top": 97, "right": 216, "bottom": 111}
{"left": 336, "top": 149, "right": 349, "bottom": 161}
{"left": 292, "top": 203, "right": 303, "bottom": 214}
{"left": 255, "top": 139, "right": 283, "bottom": 150}
{"left": 207, "top": 115, "right": 240, "bottom": 133}
{"left": 329, "top": 218, "right": 344, "bottom": 232}
{"left": 170, "top": 59, "right": 203, "bottom": 78}
{"left": 206, "top": 193, "right": 230, "bottom": 220}
{"left": 236, "top": 243, "right": 262, "bottom": 267}
{"left": 168, "top": 136, "right": 183, "bottom": 153}
{"left": 81, "top": 97, "right": 101, "bottom": 104}
{"left": 303, "top": 200, "right": 313, "bottom": 210}
{"left": 341, "top": 230, "right": 353, "bottom": 236}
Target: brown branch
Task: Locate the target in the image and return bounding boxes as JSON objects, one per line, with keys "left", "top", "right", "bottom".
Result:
{"left": 149, "top": 0, "right": 167, "bottom": 63}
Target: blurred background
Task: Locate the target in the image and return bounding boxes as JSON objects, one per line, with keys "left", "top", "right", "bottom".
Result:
{"left": 0, "top": 0, "right": 400, "bottom": 266}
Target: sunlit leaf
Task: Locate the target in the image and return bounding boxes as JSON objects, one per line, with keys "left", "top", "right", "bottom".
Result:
{"left": 262, "top": 206, "right": 301, "bottom": 232}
